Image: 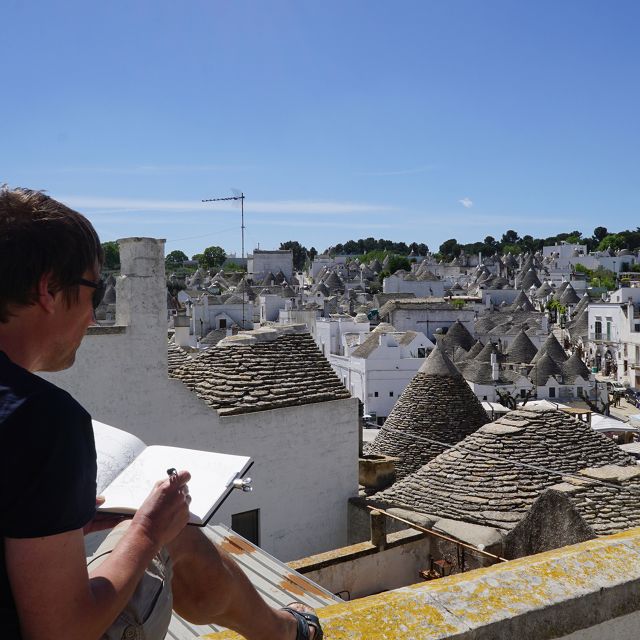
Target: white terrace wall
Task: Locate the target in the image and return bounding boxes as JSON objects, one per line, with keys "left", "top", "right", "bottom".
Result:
{"left": 42, "top": 237, "right": 359, "bottom": 562}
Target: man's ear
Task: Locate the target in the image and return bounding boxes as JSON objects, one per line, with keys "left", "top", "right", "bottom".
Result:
{"left": 37, "top": 274, "right": 57, "bottom": 314}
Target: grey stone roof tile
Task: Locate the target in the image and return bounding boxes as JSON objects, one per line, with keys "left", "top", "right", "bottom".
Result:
{"left": 440, "top": 320, "right": 475, "bottom": 353}
{"left": 170, "top": 330, "right": 350, "bottom": 415}
{"left": 168, "top": 343, "right": 193, "bottom": 372}
{"left": 531, "top": 333, "right": 568, "bottom": 364}
{"left": 367, "top": 346, "right": 488, "bottom": 480}
{"left": 560, "top": 351, "right": 591, "bottom": 383}
{"left": 505, "top": 330, "right": 538, "bottom": 364}
{"left": 376, "top": 408, "right": 635, "bottom": 532}
{"left": 509, "top": 290, "right": 535, "bottom": 312}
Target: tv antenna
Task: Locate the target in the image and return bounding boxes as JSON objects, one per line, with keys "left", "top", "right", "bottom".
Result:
{"left": 202, "top": 190, "right": 247, "bottom": 327}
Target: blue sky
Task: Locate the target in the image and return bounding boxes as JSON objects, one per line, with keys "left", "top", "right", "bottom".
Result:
{"left": 2, "top": 0, "right": 639, "bottom": 258}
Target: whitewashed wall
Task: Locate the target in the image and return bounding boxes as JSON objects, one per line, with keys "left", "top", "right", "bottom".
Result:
{"left": 42, "top": 237, "right": 359, "bottom": 561}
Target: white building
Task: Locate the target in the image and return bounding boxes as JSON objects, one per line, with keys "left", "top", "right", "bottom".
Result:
{"left": 248, "top": 249, "right": 294, "bottom": 281}
{"left": 329, "top": 327, "right": 434, "bottom": 422}
{"left": 315, "top": 315, "right": 371, "bottom": 358}
{"left": 378, "top": 298, "right": 477, "bottom": 341}
{"left": 588, "top": 287, "right": 640, "bottom": 388}
{"left": 42, "top": 238, "right": 359, "bottom": 561}
{"left": 191, "top": 293, "right": 254, "bottom": 333}
{"left": 382, "top": 272, "right": 446, "bottom": 297}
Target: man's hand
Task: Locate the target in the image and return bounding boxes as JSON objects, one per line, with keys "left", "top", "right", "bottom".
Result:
{"left": 130, "top": 469, "right": 192, "bottom": 548}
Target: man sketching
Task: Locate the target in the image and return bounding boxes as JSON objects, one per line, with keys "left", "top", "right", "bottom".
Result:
{"left": 0, "top": 187, "right": 322, "bottom": 640}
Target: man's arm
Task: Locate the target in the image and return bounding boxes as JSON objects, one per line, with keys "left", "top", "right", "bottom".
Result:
{"left": 6, "top": 471, "right": 191, "bottom": 640}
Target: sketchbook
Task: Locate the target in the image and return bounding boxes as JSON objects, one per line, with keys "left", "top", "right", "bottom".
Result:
{"left": 92, "top": 420, "right": 253, "bottom": 526}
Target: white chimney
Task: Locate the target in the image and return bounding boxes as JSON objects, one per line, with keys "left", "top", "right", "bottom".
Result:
{"left": 491, "top": 353, "right": 499, "bottom": 381}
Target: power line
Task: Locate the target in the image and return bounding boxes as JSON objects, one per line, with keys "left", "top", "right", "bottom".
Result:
{"left": 166, "top": 224, "right": 241, "bottom": 244}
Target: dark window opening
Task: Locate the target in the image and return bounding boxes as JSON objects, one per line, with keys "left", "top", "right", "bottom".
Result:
{"left": 232, "top": 509, "right": 260, "bottom": 546}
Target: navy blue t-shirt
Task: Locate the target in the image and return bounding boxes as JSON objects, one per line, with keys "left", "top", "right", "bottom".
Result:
{"left": 0, "top": 352, "right": 97, "bottom": 638}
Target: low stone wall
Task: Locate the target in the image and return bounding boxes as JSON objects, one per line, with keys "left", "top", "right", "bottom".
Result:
{"left": 207, "top": 527, "right": 640, "bottom": 639}
{"left": 289, "top": 529, "right": 429, "bottom": 600}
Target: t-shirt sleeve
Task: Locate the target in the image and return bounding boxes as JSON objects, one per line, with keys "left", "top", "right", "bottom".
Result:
{"left": 1, "top": 388, "right": 97, "bottom": 538}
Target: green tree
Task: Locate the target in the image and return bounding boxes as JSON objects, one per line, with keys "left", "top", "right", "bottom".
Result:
{"left": 165, "top": 250, "right": 189, "bottom": 268}
{"left": 386, "top": 255, "right": 411, "bottom": 273}
{"left": 280, "top": 241, "right": 308, "bottom": 270}
{"left": 501, "top": 243, "right": 522, "bottom": 255}
{"left": 500, "top": 230, "right": 520, "bottom": 246}
{"left": 439, "top": 238, "right": 461, "bottom": 258}
{"left": 483, "top": 236, "right": 498, "bottom": 252}
{"left": 101, "top": 241, "right": 120, "bottom": 270}
{"left": 201, "top": 245, "right": 227, "bottom": 269}
{"left": 597, "top": 234, "right": 625, "bottom": 252}
{"left": 593, "top": 226, "right": 608, "bottom": 242}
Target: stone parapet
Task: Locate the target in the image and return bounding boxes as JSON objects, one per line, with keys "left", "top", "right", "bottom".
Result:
{"left": 204, "top": 526, "right": 640, "bottom": 639}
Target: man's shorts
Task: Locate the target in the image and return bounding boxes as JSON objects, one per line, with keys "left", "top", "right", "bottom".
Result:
{"left": 86, "top": 521, "right": 173, "bottom": 640}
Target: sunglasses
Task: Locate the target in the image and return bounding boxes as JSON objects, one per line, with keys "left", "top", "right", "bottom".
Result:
{"left": 77, "top": 278, "right": 107, "bottom": 310}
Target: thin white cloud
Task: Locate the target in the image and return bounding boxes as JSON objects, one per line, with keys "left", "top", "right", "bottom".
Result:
{"left": 58, "top": 195, "right": 395, "bottom": 216}
{"left": 459, "top": 197, "right": 473, "bottom": 208}
{"left": 54, "top": 164, "right": 252, "bottom": 175}
{"left": 355, "top": 165, "right": 436, "bottom": 177}
{"left": 258, "top": 220, "right": 395, "bottom": 230}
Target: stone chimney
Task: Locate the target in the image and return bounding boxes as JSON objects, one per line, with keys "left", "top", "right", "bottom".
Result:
{"left": 174, "top": 311, "right": 191, "bottom": 347}
{"left": 116, "top": 237, "right": 167, "bottom": 370}
{"left": 491, "top": 353, "right": 499, "bottom": 381}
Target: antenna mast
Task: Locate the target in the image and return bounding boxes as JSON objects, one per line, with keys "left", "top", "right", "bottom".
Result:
{"left": 202, "top": 192, "right": 247, "bottom": 327}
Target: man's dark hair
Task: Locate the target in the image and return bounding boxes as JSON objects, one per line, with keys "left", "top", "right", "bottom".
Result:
{"left": 0, "top": 187, "right": 104, "bottom": 322}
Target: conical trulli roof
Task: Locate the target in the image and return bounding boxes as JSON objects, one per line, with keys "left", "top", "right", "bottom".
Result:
{"left": 532, "top": 333, "right": 568, "bottom": 364}
{"left": 509, "top": 290, "right": 534, "bottom": 312}
{"left": 529, "top": 353, "right": 562, "bottom": 385}
{"left": 520, "top": 268, "right": 542, "bottom": 290}
{"left": 534, "top": 281, "right": 552, "bottom": 299}
{"left": 460, "top": 340, "right": 484, "bottom": 361}
{"left": 559, "top": 283, "right": 580, "bottom": 305}
{"left": 506, "top": 329, "right": 538, "bottom": 364}
{"left": 474, "top": 341, "right": 501, "bottom": 363}
{"left": 573, "top": 293, "right": 590, "bottom": 315}
{"left": 567, "top": 309, "right": 589, "bottom": 341}
{"left": 440, "top": 320, "right": 475, "bottom": 353}
{"left": 375, "top": 408, "right": 635, "bottom": 532}
{"left": 367, "top": 346, "right": 489, "bottom": 480}
{"left": 561, "top": 351, "right": 591, "bottom": 383}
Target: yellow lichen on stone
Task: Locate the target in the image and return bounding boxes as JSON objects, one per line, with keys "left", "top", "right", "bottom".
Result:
{"left": 201, "top": 526, "right": 640, "bottom": 639}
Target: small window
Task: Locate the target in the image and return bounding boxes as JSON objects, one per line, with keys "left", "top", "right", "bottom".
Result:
{"left": 219, "top": 318, "right": 227, "bottom": 329}
{"left": 374, "top": 391, "right": 379, "bottom": 397}
{"left": 232, "top": 509, "right": 260, "bottom": 546}
{"left": 549, "top": 387, "right": 556, "bottom": 398}
{"left": 520, "top": 389, "right": 526, "bottom": 398}
{"left": 417, "top": 348, "right": 426, "bottom": 358}
{"left": 389, "top": 391, "right": 394, "bottom": 397}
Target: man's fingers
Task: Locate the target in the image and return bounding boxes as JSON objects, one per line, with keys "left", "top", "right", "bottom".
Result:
{"left": 168, "top": 470, "right": 191, "bottom": 485}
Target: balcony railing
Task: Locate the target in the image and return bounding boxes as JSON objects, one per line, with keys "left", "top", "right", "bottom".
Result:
{"left": 589, "top": 332, "right": 615, "bottom": 342}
